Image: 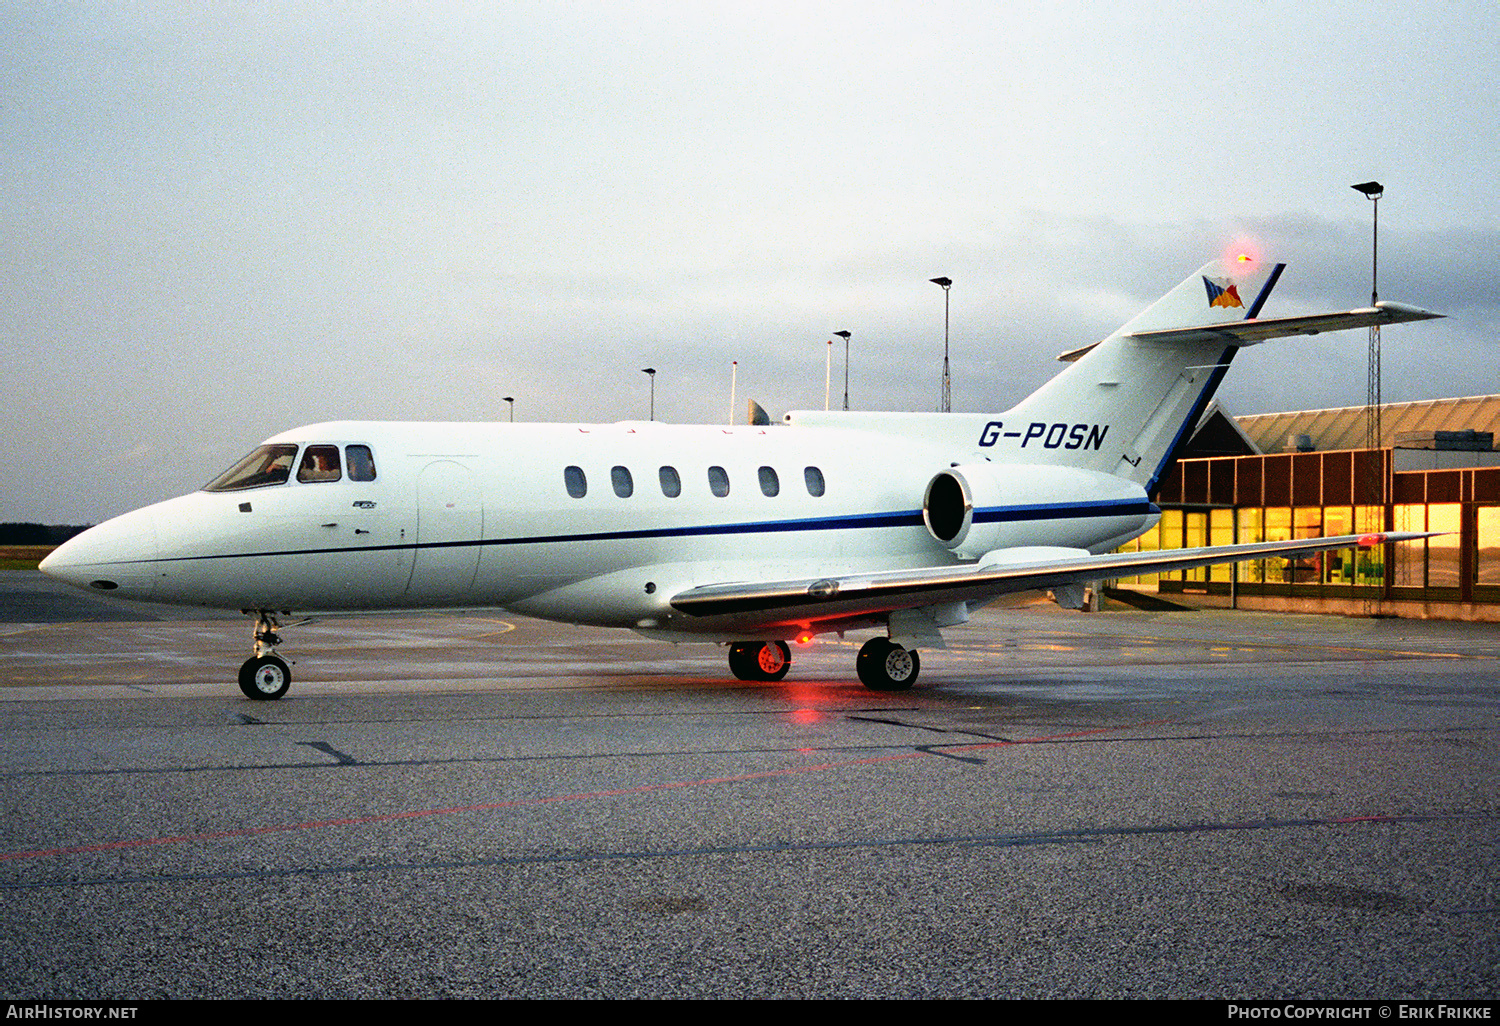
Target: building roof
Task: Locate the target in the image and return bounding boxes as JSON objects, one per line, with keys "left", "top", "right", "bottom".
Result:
{"left": 1183, "top": 400, "right": 1261, "bottom": 457}
{"left": 1235, "top": 395, "right": 1500, "bottom": 453}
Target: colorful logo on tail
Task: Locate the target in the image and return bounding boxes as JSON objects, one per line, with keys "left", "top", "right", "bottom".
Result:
{"left": 1203, "top": 276, "right": 1244, "bottom": 309}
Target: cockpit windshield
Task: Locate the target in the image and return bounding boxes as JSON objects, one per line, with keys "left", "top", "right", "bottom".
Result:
{"left": 204, "top": 444, "right": 300, "bottom": 492}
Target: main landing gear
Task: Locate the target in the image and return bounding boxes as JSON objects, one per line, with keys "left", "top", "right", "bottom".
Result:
{"left": 238, "top": 612, "right": 292, "bottom": 700}
{"left": 856, "top": 637, "right": 920, "bottom": 691}
{"left": 724, "top": 636, "right": 922, "bottom": 690}
{"left": 727, "top": 640, "right": 791, "bottom": 682}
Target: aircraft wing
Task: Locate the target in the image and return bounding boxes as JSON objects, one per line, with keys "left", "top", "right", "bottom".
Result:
{"left": 1057, "top": 301, "right": 1442, "bottom": 362}
{"left": 669, "top": 532, "right": 1432, "bottom": 622}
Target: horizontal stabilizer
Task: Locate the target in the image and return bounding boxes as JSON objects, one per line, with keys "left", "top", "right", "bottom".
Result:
{"left": 1128, "top": 300, "right": 1442, "bottom": 347}
{"left": 1058, "top": 301, "right": 1442, "bottom": 362}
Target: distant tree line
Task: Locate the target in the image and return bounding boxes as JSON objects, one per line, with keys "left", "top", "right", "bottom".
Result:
{"left": 0, "top": 523, "right": 91, "bottom": 545}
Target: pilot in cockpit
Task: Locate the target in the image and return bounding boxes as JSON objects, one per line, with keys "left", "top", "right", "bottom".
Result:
{"left": 298, "top": 448, "right": 341, "bottom": 483}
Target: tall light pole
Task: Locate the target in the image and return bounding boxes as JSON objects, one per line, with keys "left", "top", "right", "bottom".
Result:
{"left": 833, "top": 331, "right": 851, "bottom": 410}
{"left": 1352, "top": 181, "right": 1383, "bottom": 453}
{"left": 502, "top": 396, "right": 514, "bottom": 423}
{"left": 931, "top": 277, "right": 952, "bottom": 412}
{"left": 1352, "top": 180, "right": 1385, "bottom": 610}
{"left": 641, "top": 367, "right": 656, "bottom": 421}
{"left": 824, "top": 339, "right": 832, "bottom": 411}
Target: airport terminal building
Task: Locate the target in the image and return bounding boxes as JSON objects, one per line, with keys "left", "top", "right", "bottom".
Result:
{"left": 1114, "top": 395, "right": 1500, "bottom": 621}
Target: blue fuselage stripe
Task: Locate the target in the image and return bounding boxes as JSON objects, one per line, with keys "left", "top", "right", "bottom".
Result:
{"left": 120, "top": 498, "right": 1155, "bottom": 565}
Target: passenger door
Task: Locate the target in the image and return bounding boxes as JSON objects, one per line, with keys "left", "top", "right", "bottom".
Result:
{"left": 406, "top": 460, "right": 482, "bottom": 603}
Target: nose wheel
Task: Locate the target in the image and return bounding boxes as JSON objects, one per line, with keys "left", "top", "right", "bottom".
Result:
{"left": 238, "top": 612, "right": 293, "bottom": 700}
{"left": 239, "top": 654, "right": 291, "bottom": 700}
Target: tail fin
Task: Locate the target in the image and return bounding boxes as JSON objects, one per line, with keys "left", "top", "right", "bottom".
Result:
{"left": 995, "top": 256, "right": 1285, "bottom": 495}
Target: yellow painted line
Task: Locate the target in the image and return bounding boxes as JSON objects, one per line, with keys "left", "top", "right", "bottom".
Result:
{"left": 1020, "top": 630, "right": 1476, "bottom": 660}
{"left": 0, "top": 623, "right": 70, "bottom": 638}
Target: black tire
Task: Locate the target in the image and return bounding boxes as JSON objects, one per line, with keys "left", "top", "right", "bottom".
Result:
{"left": 728, "top": 641, "right": 791, "bottom": 682}
{"left": 727, "top": 643, "right": 757, "bottom": 680}
{"left": 238, "top": 655, "right": 291, "bottom": 700}
{"left": 755, "top": 640, "right": 791, "bottom": 682}
{"left": 856, "top": 638, "right": 920, "bottom": 691}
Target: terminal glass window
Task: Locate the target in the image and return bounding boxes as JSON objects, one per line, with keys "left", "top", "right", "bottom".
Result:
{"left": 708, "top": 466, "right": 730, "bottom": 497}
{"left": 611, "top": 466, "right": 634, "bottom": 498}
{"left": 564, "top": 466, "right": 587, "bottom": 499}
{"left": 1288, "top": 507, "right": 1323, "bottom": 584}
{"left": 1322, "top": 506, "right": 1354, "bottom": 586}
{"left": 1128, "top": 514, "right": 1163, "bottom": 587}
{"left": 1209, "top": 508, "right": 1234, "bottom": 581}
{"left": 1354, "top": 505, "right": 1385, "bottom": 586}
{"left": 297, "top": 445, "right": 342, "bottom": 483}
{"left": 1183, "top": 511, "right": 1207, "bottom": 582}
{"left": 1428, "top": 504, "right": 1461, "bottom": 588}
{"left": 1477, "top": 507, "right": 1500, "bottom": 587}
{"left": 1393, "top": 505, "right": 1425, "bottom": 587}
{"left": 205, "top": 444, "right": 299, "bottom": 492}
{"left": 1235, "top": 508, "right": 1264, "bottom": 584}
{"left": 659, "top": 466, "right": 681, "bottom": 498}
{"left": 1264, "top": 507, "right": 1292, "bottom": 583}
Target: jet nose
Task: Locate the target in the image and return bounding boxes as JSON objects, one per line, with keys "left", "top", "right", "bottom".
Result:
{"left": 40, "top": 506, "right": 160, "bottom": 598}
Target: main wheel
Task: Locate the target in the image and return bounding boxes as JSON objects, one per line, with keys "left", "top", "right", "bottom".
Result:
{"left": 727, "top": 643, "right": 758, "bottom": 681}
{"left": 238, "top": 655, "right": 291, "bottom": 700}
{"left": 727, "top": 641, "right": 791, "bottom": 682}
{"left": 856, "top": 638, "right": 920, "bottom": 691}
{"left": 754, "top": 640, "right": 791, "bottom": 682}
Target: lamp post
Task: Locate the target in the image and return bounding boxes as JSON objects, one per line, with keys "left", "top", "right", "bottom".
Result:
{"left": 502, "top": 396, "right": 514, "bottom": 423}
{"left": 931, "top": 277, "right": 952, "bottom": 412}
{"left": 1352, "top": 180, "right": 1385, "bottom": 608}
{"left": 642, "top": 367, "right": 656, "bottom": 421}
{"left": 1352, "top": 181, "right": 1383, "bottom": 453}
{"left": 824, "top": 339, "right": 832, "bottom": 411}
{"left": 833, "top": 331, "right": 851, "bottom": 410}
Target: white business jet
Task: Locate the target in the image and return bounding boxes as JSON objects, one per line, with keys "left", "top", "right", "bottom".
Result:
{"left": 41, "top": 255, "right": 1440, "bottom": 699}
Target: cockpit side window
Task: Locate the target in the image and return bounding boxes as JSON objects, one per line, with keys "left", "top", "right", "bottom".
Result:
{"left": 346, "top": 445, "right": 377, "bottom": 482}
{"left": 204, "top": 444, "right": 300, "bottom": 492}
{"left": 297, "top": 445, "right": 343, "bottom": 483}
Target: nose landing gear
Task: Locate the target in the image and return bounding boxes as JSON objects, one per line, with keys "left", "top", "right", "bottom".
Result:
{"left": 238, "top": 613, "right": 292, "bottom": 700}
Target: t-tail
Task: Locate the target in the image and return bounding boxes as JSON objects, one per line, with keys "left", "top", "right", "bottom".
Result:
{"left": 993, "top": 256, "right": 1439, "bottom": 496}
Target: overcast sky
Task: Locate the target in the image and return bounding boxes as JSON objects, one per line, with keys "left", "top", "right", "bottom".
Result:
{"left": 4, "top": 1, "right": 1498, "bottom": 523}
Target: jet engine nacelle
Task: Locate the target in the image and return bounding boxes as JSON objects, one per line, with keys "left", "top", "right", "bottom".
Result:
{"left": 922, "top": 463, "right": 1155, "bottom": 559}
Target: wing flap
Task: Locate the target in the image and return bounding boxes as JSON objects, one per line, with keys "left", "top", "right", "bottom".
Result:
{"left": 669, "top": 532, "right": 1433, "bottom": 620}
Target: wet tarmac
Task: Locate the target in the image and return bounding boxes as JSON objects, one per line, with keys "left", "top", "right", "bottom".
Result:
{"left": 0, "top": 571, "right": 1496, "bottom": 998}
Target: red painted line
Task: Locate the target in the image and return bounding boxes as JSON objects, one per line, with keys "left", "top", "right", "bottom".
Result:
{"left": 0, "top": 719, "right": 1160, "bottom": 865}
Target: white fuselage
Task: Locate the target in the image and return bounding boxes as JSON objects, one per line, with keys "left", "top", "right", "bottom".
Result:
{"left": 43, "top": 415, "right": 1157, "bottom": 640}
